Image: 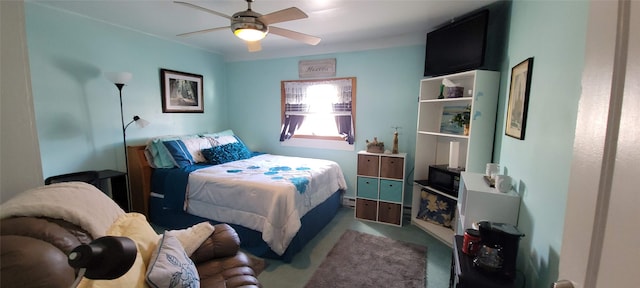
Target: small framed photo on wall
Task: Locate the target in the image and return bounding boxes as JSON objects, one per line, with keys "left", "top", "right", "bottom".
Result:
{"left": 160, "top": 69, "right": 204, "bottom": 113}
{"left": 505, "top": 57, "right": 534, "bottom": 140}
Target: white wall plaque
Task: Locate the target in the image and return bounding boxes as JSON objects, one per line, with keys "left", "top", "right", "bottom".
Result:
{"left": 298, "top": 58, "right": 336, "bottom": 78}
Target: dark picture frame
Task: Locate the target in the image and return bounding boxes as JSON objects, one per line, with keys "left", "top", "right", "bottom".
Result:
{"left": 505, "top": 57, "right": 534, "bottom": 140}
{"left": 160, "top": 69, "right": 203, "bottom": 113}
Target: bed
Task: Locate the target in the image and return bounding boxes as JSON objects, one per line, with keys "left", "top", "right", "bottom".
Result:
{"left": 126, "top": 132, "right": 347, "bottom": 262}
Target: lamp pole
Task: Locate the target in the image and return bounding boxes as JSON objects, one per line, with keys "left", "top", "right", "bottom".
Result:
{"left": 106, "top": 71, "right": 133, "bottom": 212}
{"left": 114, "top": 83, "right": 132, "bottom": 212}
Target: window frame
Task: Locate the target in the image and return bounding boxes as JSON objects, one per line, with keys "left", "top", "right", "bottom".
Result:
{"left": 280, "top": 77, "right": 357, "bottom": 142}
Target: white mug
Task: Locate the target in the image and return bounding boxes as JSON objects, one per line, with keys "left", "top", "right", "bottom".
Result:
{"left": 495, "top": 174, "right": 512, "bottom": 193}
{"left": 486, "top": 163, "right": 499, "bottom": 179}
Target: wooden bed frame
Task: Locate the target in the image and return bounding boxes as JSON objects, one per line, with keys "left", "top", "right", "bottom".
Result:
{"left": 127, "top": 145, "right": 153, "bottom": 217}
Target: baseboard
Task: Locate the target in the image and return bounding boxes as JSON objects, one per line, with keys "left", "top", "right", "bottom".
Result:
{"left": 403, "top": 205, "right": 412, "bottom": 215}
{"left": 342, "top": 196, "right": 355, "bottom": 208}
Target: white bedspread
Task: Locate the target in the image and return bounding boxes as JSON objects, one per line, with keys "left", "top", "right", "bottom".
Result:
{"left": 186, "top": 154, "right": 347, "bottom": 255}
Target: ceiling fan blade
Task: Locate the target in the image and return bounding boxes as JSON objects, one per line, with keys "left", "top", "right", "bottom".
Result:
{"left": 174, "top": 1, "right": 231, "bottom": 19}
{"left": 177, "top": 26, "right": 228, "bottom": 37}
{"left": 269, "top": 26, "right": 321, "bottom": 45}
{"left": 258, "top": 7, "right": 307, "bottom": 25}
{"left": 246, "top": 41, "right": 262, "bottom": 52}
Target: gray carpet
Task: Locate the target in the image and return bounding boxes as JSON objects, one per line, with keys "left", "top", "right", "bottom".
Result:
{"left": 304, "top": 229, "right": 428, "bottom": 288}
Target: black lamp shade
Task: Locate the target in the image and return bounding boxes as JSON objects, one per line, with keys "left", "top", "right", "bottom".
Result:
{"left": 68, "top": 236, "right": 137, "bottom": 280}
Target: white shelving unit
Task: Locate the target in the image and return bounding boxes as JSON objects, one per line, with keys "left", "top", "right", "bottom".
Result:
{"left": 411, "top": 70, "right": 500, "bottom": 247}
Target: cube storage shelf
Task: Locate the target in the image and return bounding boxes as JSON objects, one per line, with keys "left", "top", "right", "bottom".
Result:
{"left": 355, "top": 151, "right": 406, "bottom": 226}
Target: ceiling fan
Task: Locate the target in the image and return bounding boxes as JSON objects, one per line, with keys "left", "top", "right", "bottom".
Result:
{"left": 175, "top": 0, "right": 321, "bottom": 52}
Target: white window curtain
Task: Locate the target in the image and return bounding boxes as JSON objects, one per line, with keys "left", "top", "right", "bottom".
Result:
{"left": 283, "top": 79, "right": 352, "bottom": 105}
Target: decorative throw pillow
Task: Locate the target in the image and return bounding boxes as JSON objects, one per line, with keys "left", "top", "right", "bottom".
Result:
{"left": 165, "top": 222, "right": 215, "bottom": 256}
{"left": 146, "top": 233, "right": 200, "bottom": 288}
{"left": 202, "top": 135, "right": 252, "bottom": 165}
{"left": 416, "top": 188, "right": 456, "bottom": 228}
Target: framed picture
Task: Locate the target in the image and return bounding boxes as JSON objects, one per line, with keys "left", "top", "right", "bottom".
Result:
{"left": 160, "top": 69, "right": 203, "bottom": 113}
{"left": 505, "top": 57, "right": 534, "bottom": 140}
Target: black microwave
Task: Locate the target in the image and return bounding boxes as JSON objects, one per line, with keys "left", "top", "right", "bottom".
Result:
{"left": 427, "top": 164, "right": 462, "bottom": 197}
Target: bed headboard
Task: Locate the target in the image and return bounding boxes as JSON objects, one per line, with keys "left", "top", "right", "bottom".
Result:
{"left": 127, "top": 145, "right": 152, "bottom": 217}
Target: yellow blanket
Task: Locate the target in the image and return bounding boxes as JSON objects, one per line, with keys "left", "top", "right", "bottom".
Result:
{"left": 79, "top": 213, "right": 214, "bottom": 287}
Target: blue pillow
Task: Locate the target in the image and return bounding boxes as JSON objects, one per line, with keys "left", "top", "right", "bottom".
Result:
{"left": 202, "top": 136, "right": 252, "bottom": 165}
{"left": 147, "top": 135, "right": 200, "bottom": 168}
{"left": 163, "top": 140, "right": 195, "bottom": 168}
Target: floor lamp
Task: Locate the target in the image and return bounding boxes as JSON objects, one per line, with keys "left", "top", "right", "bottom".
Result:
{"left": 105, "top": 72, "right": 148, "bottom": 212}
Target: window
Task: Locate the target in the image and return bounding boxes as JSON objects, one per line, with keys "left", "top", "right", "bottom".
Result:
{"left": 280, "top": 77, "right": 356, "bottom": 145}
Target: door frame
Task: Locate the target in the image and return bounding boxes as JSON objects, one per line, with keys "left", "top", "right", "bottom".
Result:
{"left": 559, "top": 0, "right": 636, "bottom": 287}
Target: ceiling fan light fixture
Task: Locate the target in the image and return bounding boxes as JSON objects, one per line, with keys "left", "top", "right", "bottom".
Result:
{"left": 234, "top": 28, "right": 267, "bottom": 41}
{"left": 176, "top": 0, "right": 319, "bottom": 49}
{"left": 232, "top": 20, "right": 268, "bottom": 41}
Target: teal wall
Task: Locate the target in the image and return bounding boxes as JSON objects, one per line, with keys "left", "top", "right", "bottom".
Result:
{"left": 226, "top": 48, "right": 424, "bottom": 202}
{"left": 23, "top": 1, "right": 594, "bottom": 287}
{"left": 24, "top": 2, "right": 424, "bottom": 203}
{"left": 493, "top": 1, "right": 588, "bottom": 287}
{"left": 25, "top": 2, "right": 228, "bottom": 178}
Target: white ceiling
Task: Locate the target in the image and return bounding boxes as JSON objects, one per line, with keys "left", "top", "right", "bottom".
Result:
{"left": 32, "top": 0, "right": 499, "bottom": 62}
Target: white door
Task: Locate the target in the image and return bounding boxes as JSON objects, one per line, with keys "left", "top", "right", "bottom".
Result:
{"left": 556, "top": 1, "right": 640, "bottom": 287}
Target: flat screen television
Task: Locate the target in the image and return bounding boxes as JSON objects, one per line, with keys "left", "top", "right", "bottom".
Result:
{"left": 424, "top": 10, "right": 489, "bottom": 77}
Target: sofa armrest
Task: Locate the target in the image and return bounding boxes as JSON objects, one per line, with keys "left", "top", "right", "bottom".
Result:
{"left": 0, "top": 217, "right": 93, "bottom": 288}
{"left": 190, "top": 223, "right": 240, "bottom": 264}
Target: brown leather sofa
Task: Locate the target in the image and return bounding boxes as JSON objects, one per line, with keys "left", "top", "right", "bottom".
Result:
{"left": 0, "top": 209, "right": 261, "bottom": 288}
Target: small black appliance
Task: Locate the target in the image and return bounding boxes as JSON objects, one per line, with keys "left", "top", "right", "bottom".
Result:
{"left": 473, "top": 221, "right": 524, "bottom": 281}
{"left": 427, "top": 164, "right": 461, "bottom": 197}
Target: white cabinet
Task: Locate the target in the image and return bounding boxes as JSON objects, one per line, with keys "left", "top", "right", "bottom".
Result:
{"left": 411, "top": 70, "right": 500, "bottom": 247}
{"left": 456, "top": 172, "right": 520, "bottom": 234}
